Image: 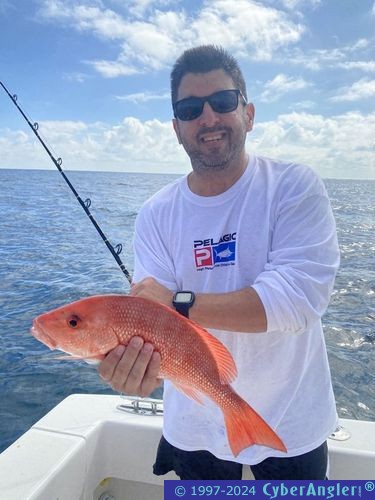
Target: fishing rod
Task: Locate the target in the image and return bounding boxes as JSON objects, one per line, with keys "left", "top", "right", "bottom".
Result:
{"left": 0, "top": 80, "right": 132, "bottom": 285}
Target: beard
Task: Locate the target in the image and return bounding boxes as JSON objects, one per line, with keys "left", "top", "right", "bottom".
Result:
{"left": 180, "top": 125, "right": 247, "bottom": 173}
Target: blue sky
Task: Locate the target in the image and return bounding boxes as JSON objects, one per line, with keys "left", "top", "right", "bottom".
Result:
{"left": 0, "top": 0, "right": 374, "bottom": 178}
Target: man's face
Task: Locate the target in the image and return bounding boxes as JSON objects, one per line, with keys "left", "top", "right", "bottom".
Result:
{"left": 173, "top": 69, "right": 254, "bottom": 173}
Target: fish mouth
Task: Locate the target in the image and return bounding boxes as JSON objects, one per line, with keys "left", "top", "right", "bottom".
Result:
{"left": 31, "top": 319, "right": 58, "bottom": 350}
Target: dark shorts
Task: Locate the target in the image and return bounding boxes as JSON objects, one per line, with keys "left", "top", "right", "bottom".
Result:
{"left": 153, "top": 436, "right": 328, "bottom": 480}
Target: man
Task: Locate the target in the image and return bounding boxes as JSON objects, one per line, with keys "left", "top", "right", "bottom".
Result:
{"left": 99, "top": 45, "right": 340, "bottom": 480}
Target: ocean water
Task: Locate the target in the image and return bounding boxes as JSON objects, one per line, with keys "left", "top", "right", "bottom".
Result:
{"left": 0, "top": 169, "right": 374, "bottom": 453}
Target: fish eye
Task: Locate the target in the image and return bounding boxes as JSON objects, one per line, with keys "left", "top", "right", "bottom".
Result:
{"left": 67, "top": 315, "right": 81, "bottom": 329}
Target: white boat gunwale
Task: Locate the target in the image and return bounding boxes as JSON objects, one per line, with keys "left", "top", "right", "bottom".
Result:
{"left": 0, "top": 394, "right": 374, "bottom": 500}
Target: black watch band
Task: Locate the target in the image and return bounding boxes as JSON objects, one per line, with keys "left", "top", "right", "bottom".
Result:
{"left": 172, "top": 291, "right": 195, "bottom": 318}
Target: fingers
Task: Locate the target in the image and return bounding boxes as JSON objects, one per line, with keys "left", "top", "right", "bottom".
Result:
{"left": 98, "top": 337, "right": 161, "bottom": 397}
{"left": 122, "top": 341, "right": 154, "bottom": 395}
{"left": 130, "top": 277, "right": 173, "bottom": 307}
{"left": 140, "top": 351, "right": 162, "bottom": 397}
{"left": 98, "top": 344, "right": 127, "bottom": 382}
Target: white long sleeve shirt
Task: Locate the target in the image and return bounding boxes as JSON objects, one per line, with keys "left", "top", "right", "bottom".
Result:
{"left": 133, "top": 155, "right": 340, "bottom": 464}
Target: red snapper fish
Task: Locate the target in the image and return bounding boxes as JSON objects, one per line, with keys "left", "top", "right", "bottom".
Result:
{"left": 31, "top": 294, "right": 286, "bottom": 456}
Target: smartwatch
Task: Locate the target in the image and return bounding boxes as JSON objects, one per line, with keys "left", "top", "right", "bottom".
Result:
{"left": 172, "top": 291, "right": 195, "bottom": 318}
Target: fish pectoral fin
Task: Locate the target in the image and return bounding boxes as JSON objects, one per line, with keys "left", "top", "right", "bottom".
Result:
{"left": 173, "top": 382, "right": 204, "bottom": 405}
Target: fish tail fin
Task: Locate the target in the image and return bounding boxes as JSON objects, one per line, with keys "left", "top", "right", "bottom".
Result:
{"left": 223, "top": 395, "right": 287, "bottom": 457}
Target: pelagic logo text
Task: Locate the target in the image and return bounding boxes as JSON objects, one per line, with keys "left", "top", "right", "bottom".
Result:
{"left": 194, "top": 233, "right": 236, "bottom": 270}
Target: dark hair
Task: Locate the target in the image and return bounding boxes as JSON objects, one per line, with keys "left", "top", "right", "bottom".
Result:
{"left": 171, "top": 45, "right": 247, "bottom": 104}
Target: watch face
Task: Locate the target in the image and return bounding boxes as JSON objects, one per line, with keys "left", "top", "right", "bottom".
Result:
{"left": 175, "top": 292, "right": 193, "bottom": 303}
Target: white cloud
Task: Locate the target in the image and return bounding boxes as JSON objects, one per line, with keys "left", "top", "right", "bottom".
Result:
{"left": 116, "top": 91, "right": 170, "bottom": 104}
{"left": 288, "top": 47, "right": 346, "bottom": 71}
{"left": 189, "top": 0, "right": 303, "bottom": 61}
{"left": 63, "top": 71, "right": 91, "bottom": 83}
{"left": 0, "top": 117, "right": 188, "bottom": 173}
{"left": 330, "top": 78, "right": 375, "bottom": 102}
{"left": 250, "top": 111, "right": 375, "bottom": 179}
{"left": 259, "top": 73, "right": 310, "bottom": 102}
{"left": 1, "top": 111, "right": 374, "bottom": 178}
{"left": 38, "top": 0, "right": 304, "bottom": 76}
{"left": 127, "top": 0, "right": 177, "bottom": 18}
{"left": 287, "top": 39, "right": 371, "bottom": 71}
{"left": 36, "top": 120, "right": 88, "bottom": 139}
{"left": 293, "top": 100, "right": 316, "bottom": 110}
{"left": 337, "top": 61, "right": 375, "bottom": 73}
{"left": 277, "top": 0, "right": 321, "bottom": 10}
{"left": 128, "top": 0, "right": 161, "bottom": 17}
{"left": 38, "top": 0, "right": 371, "bottom": 81}
{"left": 87, "top": 60, "right": 140, "bottom": 78}
{"left": 351, "top": 38, "right": 370, "bottom": 51}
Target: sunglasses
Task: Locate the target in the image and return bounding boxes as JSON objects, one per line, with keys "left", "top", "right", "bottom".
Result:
{"left": 173, "top": 89, "right": 247, "bottom": 121}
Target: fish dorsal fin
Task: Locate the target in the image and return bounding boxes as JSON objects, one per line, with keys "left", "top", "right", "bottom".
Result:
{"left": 189, "top": 320, "right": 237, "bottom": 385}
